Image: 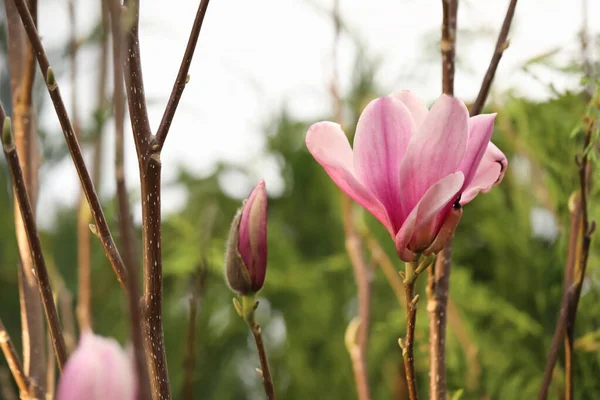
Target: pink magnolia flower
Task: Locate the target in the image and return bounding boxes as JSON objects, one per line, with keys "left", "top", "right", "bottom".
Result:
{"left": 57, "top": 331, "right": 136, "bottom": 400}
{"left": 306, "top": 91, "right": 507, "bottom": 261}
{"left": 226, "top": 180, "right": 268, "bottom": 294}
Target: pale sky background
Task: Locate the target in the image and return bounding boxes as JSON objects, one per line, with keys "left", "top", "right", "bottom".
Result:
{"left": 27, "top": 0, "right": 599, "bottom": 228}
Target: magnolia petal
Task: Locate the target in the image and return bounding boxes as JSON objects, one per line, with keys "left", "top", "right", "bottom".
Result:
{"left": 460, "top": 142, "right": 507, "bottom": 205}
{"left": 460, "top": 114, "right": 496, "bottom": 189}
{"left": 306, "top": 121, "right": 394, "bottom": 234}
{"left": 394, "top": 172, "right": 464, "bottom": 260}
{"left": 390, "top": 90, "right": 429, "bottom": 129}
{"left": 398, "top": 95, "right": 469, "bottom": 219}
{"left": 353, "top": 97, "right": 415, "bottom": 230}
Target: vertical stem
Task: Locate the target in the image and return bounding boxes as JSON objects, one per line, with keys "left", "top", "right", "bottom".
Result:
{"left": 4, "top": 0, "right": 45, "bottom": 393}
{"left": 250, "top": 327, "right": 276, "bottom": 400}
{"left": 241, "top": 296, "right": 276, "bottom": 400}
{"left": 106, "top": 1, "right": 150, "bottom": 398}
{"left": 401, "top": 261, "right": 419, "bottom": 400}
{"left": 141, "top": 154, "right": 170, "bottom": 400}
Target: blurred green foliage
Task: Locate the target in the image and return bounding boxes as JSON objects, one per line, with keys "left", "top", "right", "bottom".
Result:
{"left": 1, "top": 5, "right": 600, "bottom": 400}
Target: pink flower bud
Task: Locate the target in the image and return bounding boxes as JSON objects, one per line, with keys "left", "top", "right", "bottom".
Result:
{"left": 225, "top": 180, "right": 268, "bottom": 295}
{"left": 56, "top": 331, "right": 136, "bottom": 400}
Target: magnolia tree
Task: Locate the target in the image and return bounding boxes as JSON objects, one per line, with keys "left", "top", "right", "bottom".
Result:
{"left": 0, "top": 0, "right": 597, "bottom": 399}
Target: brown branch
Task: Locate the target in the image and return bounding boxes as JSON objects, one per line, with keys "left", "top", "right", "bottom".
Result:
{"left": 239, "top": 298, "right": 276, "bottom": 400}
{"left": 470, "top": 0, "right": 518, "bottom": 116}
{"left": 0, "top": 318, "right": 31, "bottom": 396}
{"left": 106, "top": 1, "right": 150, "bottom": 399}
{"left": 123, "top": 0, "right": 152, "bottom": 155}
{"left": 441, "top": 0, "right": 458, "bottom": 96}
{"left": 13, "top": 0, "right": 129, "bottom": 290}
{"left": 155, "top": 0, "right": 211, "bottom": 150}
{"left": 108, "top": 0, "right": 139, "bottom": 289}
{"left": 1, "top": 112, "right": 67, "bottom": 370}
{"left": 4, "top": 0, "right": 46, "bottom": 392}
{"left": 140, "top": 154, "right": 170, "bottom": 399}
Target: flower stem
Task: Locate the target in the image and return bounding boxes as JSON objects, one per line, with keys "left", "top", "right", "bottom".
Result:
{"left": 240, "top": 296, "right": 276, "bottom": 400}
{"left": 400, "top": 260, "right": 420, "bottom": 400}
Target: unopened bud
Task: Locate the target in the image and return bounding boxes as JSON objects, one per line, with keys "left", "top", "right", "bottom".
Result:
{"left": 225, "top": 181, "right": 268, "bottom": 295}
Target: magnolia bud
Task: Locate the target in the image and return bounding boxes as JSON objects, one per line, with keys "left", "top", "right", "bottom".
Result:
{"left": 225, "top": 180, "right": 268, "bottom": 295}
{"left": 56, "top": 331, "right": 136, "bottom": 400}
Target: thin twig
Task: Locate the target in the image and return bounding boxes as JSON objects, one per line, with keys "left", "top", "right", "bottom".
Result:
{"left": 400, "top": 261, "right": 420, "bottom": 400}
{"left": 1, "top": 111, "right": 67, "bottom": 370}
{"left": 106, "top": 1, "right": 151, "bottom": 398}
{"left": 13, "top": 0, "right": 129, "bottom": 290}
{"left": 4, "top": 0, "right": 46, "bottom": 391}
{"left": 155, "top": 0, "right": 211, "bottom": 150}
{"left": 251, "top": 327, "right": 276, "bottom": 400}
{"left": 470, "top": 0, "right": 518, "bottom": 116}
{"left": 240, "top": 296, "right": 276, "bottom": 400}
{"left": 108, "top": 0, "right": 139, "bottom": 289}
{"left": 0, "top": 318, "right": 30, "bottom": 396}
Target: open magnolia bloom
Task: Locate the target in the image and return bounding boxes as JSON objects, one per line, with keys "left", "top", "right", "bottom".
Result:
{"left": 306, "top": 91, "right": 507, "bottom": 262}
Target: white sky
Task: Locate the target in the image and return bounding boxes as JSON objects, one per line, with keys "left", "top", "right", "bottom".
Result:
{"left": 30, "top": 0, "right": 599, "bottom": 228}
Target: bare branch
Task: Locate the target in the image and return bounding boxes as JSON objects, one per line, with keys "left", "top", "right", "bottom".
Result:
{"left": 12, "top": 0, "right": 129, "bottom": 290}
{"left": 107, "top": 1, "right": 151, "bottom": 398}
{"left": 1, "top": 111, "right": 68, "bottom": 370}
{"left": 123, "top": 0, "right": 152, "bottom": 155}
{"left": 155, "top": 0, "right": 211, "bottom": 150}
{"left": 470, "top": 0, "right": 518, "bottom": 116}
{"left": 4, "top": 0, "right": 46, "bottom": 391}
